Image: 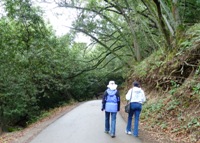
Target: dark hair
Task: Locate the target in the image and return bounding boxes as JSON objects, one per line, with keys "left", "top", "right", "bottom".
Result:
{"left": 133, "top": 81, "right": 140, "bottom": 87}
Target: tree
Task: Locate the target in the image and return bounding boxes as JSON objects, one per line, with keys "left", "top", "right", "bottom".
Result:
{"left": 0, "top": 0, "right": 55, "bottom": 129}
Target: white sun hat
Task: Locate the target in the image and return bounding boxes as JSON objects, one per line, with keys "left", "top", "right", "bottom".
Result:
{"left": 107, "top": 81, "right": 118, "bottom": 90}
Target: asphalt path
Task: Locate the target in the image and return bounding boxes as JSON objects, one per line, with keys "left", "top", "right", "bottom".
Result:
{"left": 30, "top": 100, "right": 142, "bottom": 143}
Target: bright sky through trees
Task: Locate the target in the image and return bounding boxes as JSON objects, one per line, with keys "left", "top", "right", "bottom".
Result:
{"left": 33, "top": 1, "right": 76, "bottom": 35}
{"left": 0, "top": 0, "right": 90, "bottom": 43}
{"left": 33, "top": 1, "right": 90, "bottom": 43}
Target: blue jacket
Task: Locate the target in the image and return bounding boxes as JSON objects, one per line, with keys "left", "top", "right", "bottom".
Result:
{"left": 101, "top": 89, "right": 120, "bottom": 112}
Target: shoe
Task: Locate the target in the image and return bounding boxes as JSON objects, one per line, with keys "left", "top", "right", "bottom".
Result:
{"left": 125, "top": 130, "right": 132, "bottom": 135}
{"left": 104, "top": 131, "right": 109, "bottom": 134}
{"left": 133, "top": 134, "right": 138, "bottom": 137}
{"left": 111, "top": 134, "right": 115, "bottom": 138}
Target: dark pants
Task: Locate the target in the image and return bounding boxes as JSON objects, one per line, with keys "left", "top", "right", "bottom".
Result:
{"left": 105, "top": 111, "right": 117, "bottom": 135}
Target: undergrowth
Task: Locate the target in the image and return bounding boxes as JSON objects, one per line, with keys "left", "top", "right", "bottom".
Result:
{"left": 127, "top": 24, "right": 200, "bottom": 143}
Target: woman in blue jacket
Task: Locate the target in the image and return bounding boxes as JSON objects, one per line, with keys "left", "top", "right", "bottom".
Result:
{"left": 101, "top": 81, "right": 120, "bottom": 138}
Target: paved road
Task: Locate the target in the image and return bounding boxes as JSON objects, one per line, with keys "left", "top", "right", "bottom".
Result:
{"left": 30, "top": 100, "right": 142, "bottom": 143}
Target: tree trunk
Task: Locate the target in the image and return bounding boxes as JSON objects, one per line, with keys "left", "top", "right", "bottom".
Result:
{"left": 172, "top": 0, "right": 181, "bottom": 29}
{"left": 122, "top": 12, "right": 141, "bottom": 61}
{"left": 0, "top": 126, "right": 2, "bottom": 135}
{"left": 153, "top": 0, "right": 171, "bottom": 49}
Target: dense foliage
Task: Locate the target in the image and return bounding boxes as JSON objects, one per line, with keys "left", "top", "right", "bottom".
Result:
{"left": 0, "top": 0, "right": 125, "bottom": 130}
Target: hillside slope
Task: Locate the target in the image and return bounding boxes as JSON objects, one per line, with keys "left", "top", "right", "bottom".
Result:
{"left": 123, "top": 24, "right": 200, "bottom": 143}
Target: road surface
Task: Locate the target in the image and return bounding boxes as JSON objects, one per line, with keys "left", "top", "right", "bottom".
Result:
{"left": 30, "top": 100, "right": 142, "bottom": 143}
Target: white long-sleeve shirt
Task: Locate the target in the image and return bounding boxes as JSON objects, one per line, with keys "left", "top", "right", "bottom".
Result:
{"left": 126, "top": 87, "right": 146, "bottom": 104}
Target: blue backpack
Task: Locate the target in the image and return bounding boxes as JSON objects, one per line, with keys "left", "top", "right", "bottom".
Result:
{"left": 105, "top": 90, "right": 118, "bottom": 112}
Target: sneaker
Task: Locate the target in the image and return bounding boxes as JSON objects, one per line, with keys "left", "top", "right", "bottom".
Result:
{"left": 125, "top": 130, "right": 132, "bottom": 135}
{"left": 111, "top": 134, "right": 115, "bottom": 138}
{"left": 104, "top": 131, "right": 109, "bottom": 134}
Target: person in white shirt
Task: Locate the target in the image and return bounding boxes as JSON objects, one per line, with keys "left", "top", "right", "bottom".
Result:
{"left": 125, "top": 81, "right": 146, "bottom": 137}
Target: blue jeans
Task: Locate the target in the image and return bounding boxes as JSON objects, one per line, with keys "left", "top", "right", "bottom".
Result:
{"left": 105, "top": 112, "right": 117, "bottom": 135}
{"left": 126, "top": 102, "right": 142, "bottom": 136}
